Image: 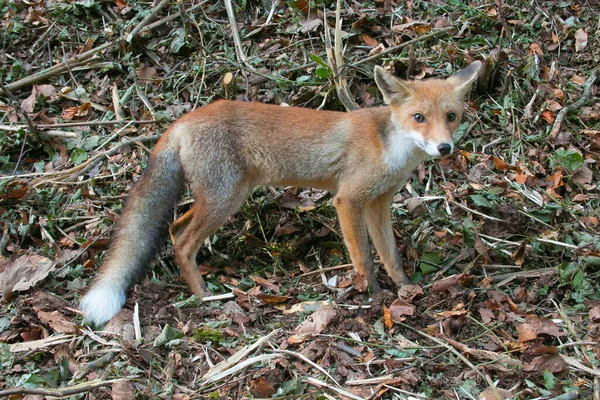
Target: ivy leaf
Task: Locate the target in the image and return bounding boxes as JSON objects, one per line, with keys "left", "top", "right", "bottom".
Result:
{"left": 470, "top": 194, "right": 492, "bottom": 208}
{"left": 70, "top": 148, "right": 87, "bottom": 166}
{"left": 170, "top": 28, "right": 187, "bottom": 53}
{"left": 554, "top": 149, "right": 583, "bottom": 172}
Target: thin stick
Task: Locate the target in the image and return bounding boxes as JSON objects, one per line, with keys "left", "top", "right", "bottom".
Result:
{"left": 0, "top": 379, "right": 124, "bottom": 397}
{"left": 1, "top": 43, "right": 113, "bottom": 93}
{"left": 224, "top": 0, "right": 248, "bottom": 66}
{"left": 550, "top": 69, "right": 599, "bottom": 138}
{"left": 350, "top": 26, "right": 455, "bottom": 68}
{"left": 126, "top": 0, "right": 170, "bottom": 42}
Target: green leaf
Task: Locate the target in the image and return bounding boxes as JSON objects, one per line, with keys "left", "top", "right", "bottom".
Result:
{"left": 170, "top": 28, "right": 187, "bottom": 53}
{"left": 572, "top": 269, "right": 584, "bottom": 289}
{"left": 543, "top": 369, "right": 556, "bottom": 389}
{"left": 315, "top": 66, "right": 332, "bottom": 79}
{"left": 309, "top": 53, "right": 329, "bottom": 68}
{"left": 419, "top": 252, "right": 442, "bottom": 275}
{"left": 554, "top": 149, "right": 584, "bottom": 172}
{"left": 469, "top": 194, "right": 492, "bottom": 208}
{"left": 153, "top": 324, "right": 183, "bottom": 347}
{"left": 70, "top": 148, "right": 87, "bottom": 166}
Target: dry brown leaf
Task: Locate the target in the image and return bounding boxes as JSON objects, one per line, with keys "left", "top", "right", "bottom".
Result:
{"left": 388, "top": 299, "right": 415, "bottom": 323}
{"left": 516, "top": 315, "right": 565, "bottom": 342}
{"left": 493, "top": 156, "right": 510, "bottom": 171}
{"left": 21, "top": 84, "right": 57, "bottom": 113}
{"left": 250, "top": 275, "right": 280, "bottom": 293}
{"left": 256, "top": 293, "right": 292, "bottom": 305}
{"left": 397, "top": 284, "right": 424, "bottom": 301}
{"left": 383, "top": 304, "right": 393, "bottom": 329}
{"left": 360, "top": 34, "right": 377, "bottom": 47}
{"left": 512, "top": 241, "right": 527, "bottom": 266}
{"left": 523, "top": 352, "right": 567, "bottom": 374}
{"left": 431, "top": 274, "right": 461, "bottom": 294}
{"left": 479, "top": 387, "right": 514, "bottom": 400}
{"left": 575, "top": 28, "right": 588, "bottom": 52}
{"left": 529, "top": 43, "right": 543, "bottom": 55}
{"left": 111, "top": 380, "right": 135, "bottom": 400}
{"left": 541, "top": 109, "right": 556, "bottom": 124}
{"left": 589, "top": 306, "right": 600, "bottom": 323}
{"left": 251, "top": 376, "right": 276, "bottom": 398}
{"left": 37, "top": 310, "right": 78, "bottom": 334}
{"left": 293, "top": 306, "right": 337, "bottom": 334}
{"left": 0, "top": 254, "right": 54, "bottom": 297}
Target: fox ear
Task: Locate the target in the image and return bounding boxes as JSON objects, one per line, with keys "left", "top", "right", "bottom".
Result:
{"left": 374, "top": 66, "right": 412, "bottom": 104}
{"left": 447, "top": 61, "right": 483, "bottom": 98}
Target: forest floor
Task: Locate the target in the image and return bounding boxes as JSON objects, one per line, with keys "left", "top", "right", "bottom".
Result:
{"left": 1, "top": 0, "right": 600, "bottom": 398}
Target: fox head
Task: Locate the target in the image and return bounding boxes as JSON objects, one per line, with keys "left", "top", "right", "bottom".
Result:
{"left": 374, "top": 61, "right": 482, "bottom": 158}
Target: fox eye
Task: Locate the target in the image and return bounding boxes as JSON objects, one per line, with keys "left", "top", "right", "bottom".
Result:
{"left": 447, "top": 112, "right": 457, "bottom": 122}
{"left": 413, "top": 113, "right": 426, "bottom": 123}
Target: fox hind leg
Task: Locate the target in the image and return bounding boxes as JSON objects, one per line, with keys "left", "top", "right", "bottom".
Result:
{"left": 171, "top": 188, "right": 249, "bottom": 298}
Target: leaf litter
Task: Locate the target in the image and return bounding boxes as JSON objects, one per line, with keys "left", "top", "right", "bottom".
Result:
{"left": 1, "top": 0, "right": 600, "bottom": 398}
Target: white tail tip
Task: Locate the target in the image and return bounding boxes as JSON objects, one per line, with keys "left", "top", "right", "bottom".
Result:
{"left": 80, "top": 283, "right": 126, "bottom": 326}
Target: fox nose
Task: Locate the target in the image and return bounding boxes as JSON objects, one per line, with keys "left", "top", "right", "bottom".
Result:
{"left": 437, "top": 143, "right": 452, "bottom": 156}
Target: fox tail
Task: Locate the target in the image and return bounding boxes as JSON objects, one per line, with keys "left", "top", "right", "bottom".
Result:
{"left": 80, "top": 146, "right": 184, "bottom": 326}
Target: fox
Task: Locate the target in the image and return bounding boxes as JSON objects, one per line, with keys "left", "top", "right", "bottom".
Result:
{"left": 79, "top": 61, "right": 482, "bottom": 326}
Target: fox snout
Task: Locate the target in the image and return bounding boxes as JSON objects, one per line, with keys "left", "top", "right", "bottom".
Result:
{"left": 437, "top": 142, "right": 453, "bottom": 156}
{"left": 422, "top": 137, "right": 454, "bottom": 158}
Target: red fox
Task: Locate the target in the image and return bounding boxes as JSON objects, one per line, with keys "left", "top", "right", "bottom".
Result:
{"left": 80, "top": 62, "right": 482, "bottom": 325}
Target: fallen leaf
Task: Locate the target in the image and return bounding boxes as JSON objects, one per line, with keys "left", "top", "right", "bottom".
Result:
{"left": 523, "top": 352, "right": 567, "bottom": 374}
{"left": 293, "top": 306, "right": 337, "bottom": 334}
{"left": 589, "top": 306, "right": 600, "bottom": 322}
{"left": 0, "top": 254, "right": 54, "bottom": 298}
{"left": 397, "top": 284, "right": 424, "bottom": 301}
{"left": 479, "top": 387, "right": 514, "bottom": 399}
{"left": 251, "top": 275, "right": 280, "bottom": 293}
{"left": 37, "top": 310, "right": 78, "bottom": 334}
{"left": 251, "top": 376, "right": 276, "bottom": 398}
{"left": 529, "top": 43, "right": 543, "bottom": 56}
{"left": 256, "top": 293, "right": 292, "bottom": 305}
{"left": 111, "top": 380, "right": 135, "bottom": 400}
{"left": 516, "top": 315, "right": 565, "bottom": 342}
{"left": 360, "top": 34, "right": 377, "bottom": 47}
{"left": 20, "top": 84, "right": 57, "bottom": 113}
{"left": 574, "top": 28, "right": 588, "bottom": 52}
{"left": 512, "top": 241, "right": 527, "bottom": 266}
{"left": 388, "top": 299, "right": 415, "bottom": 323}
{"left": 541, "top": 109, "right": 556, "bottom": 124}
{"left": 493, "top": 156, "right": 510, "bottom": 171}
{"left": 383, "top": 305, "right": 393, "bottom": 329}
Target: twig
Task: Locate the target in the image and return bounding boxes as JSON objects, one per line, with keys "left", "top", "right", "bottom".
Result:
{"left": 1, "top": 42, "right": 113, "bottom": 93}
{"left": 303, "top": 377, "right": 362, "bottom": 400}
{"left": 349, "top": 26, "right": 455, "bottom": 68}
{"left": 28, "top": 135, "right": 161, "bottom": 188}
{"left": 550, "top": 69, "right": 599, "bottom": 138}
{"left": 62, "top": 43, "right": 79, "bottom": 88}
{"left": 126, "top": 0, "right": 170, "bottom": 42}
{"left": 224, "top": 0, "right": 248, "bottom": 67}
{"left": 139, "top": 1, "right": 208, "bottom": 35}
{"left": 0, "top": 80, "right": 39, "bottom": 142}
{"left": 270, "top": 349, "right": 341, "bottom": 387}
{"left": 0, "top": 379, "right": 124, "bottom": 397}
{"left": 400, "top": 323, "right": 502, "bottom": 399}
{"left": 323, "top": 0, "right": 359, "bottom": 111}
{"left": 0, "top": 120, "right": 156, "bottom": 132}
